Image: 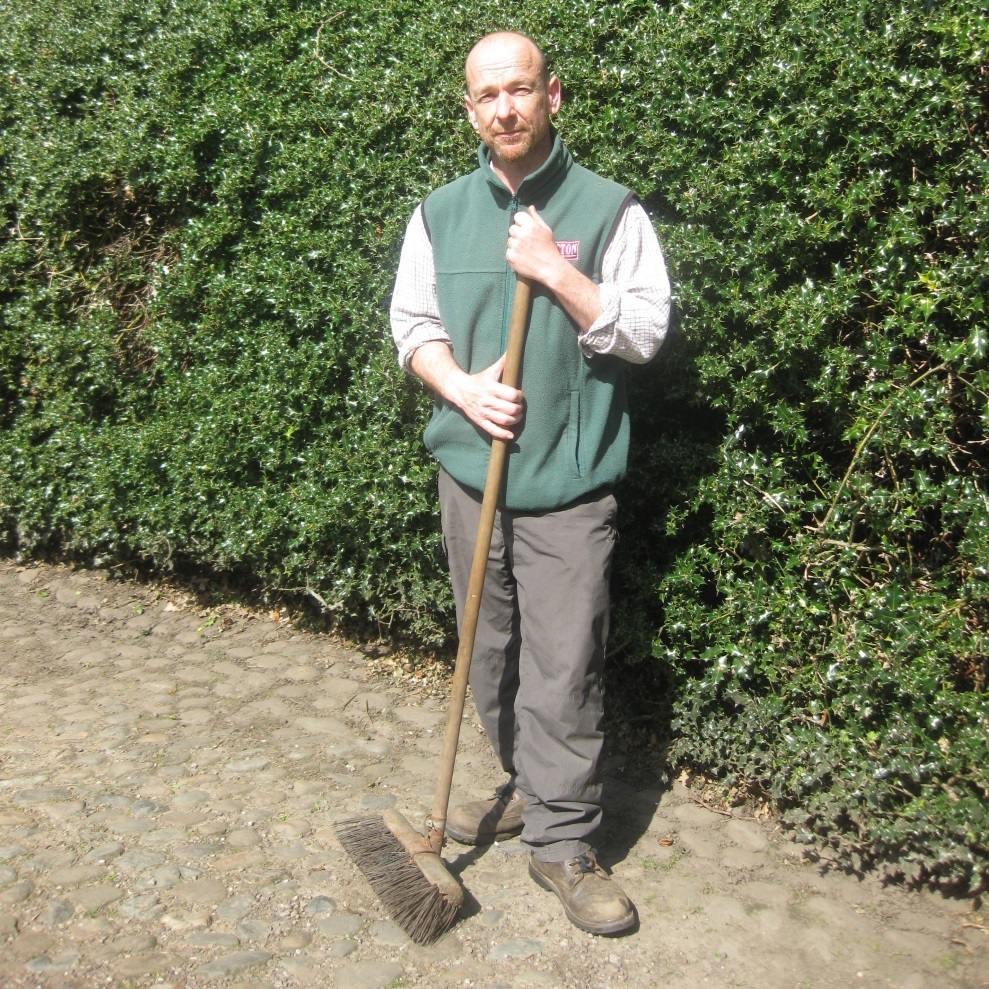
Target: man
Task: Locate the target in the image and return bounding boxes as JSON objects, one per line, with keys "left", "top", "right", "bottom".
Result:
{"left": 390, "top": 31, "right": 671, "bottom": 935}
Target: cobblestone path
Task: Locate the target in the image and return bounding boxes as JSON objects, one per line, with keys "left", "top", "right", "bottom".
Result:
{"left": 0, "top": 560, "right": 985, "bottom": 988}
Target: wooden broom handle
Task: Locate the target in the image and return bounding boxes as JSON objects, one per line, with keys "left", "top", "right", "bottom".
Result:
{"left": 428, "top": 275, "right": 532, "bottom": 853}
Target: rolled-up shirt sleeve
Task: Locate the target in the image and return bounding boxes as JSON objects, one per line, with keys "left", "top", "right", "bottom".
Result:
{"left": 390, "top": 205, "right": 452, "bottom": 372}
{"left": 577, "top": 200, "right": 672, "bottom": 364}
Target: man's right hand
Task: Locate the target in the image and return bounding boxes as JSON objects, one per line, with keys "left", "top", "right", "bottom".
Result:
{"left": 447, "top": 352, "right": 524, "bottom": 440}
{"left": 410, "top": 343, "right": 524, "bottom": 441}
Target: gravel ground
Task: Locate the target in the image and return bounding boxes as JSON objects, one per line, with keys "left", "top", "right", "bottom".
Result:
{"left": 0, "top": 558, "right": 986, "bottom": 989}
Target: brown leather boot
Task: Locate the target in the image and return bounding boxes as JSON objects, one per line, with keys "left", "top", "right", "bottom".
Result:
{"left": 528, "top": 851, "right": 636, "bottom": 935}
{"left": 445, "top": 785, "right": 527, "bottom": 845}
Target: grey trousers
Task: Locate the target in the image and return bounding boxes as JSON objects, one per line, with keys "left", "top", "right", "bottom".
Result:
{"left": 438, "top": 469, "right": 617, "bottom": 863}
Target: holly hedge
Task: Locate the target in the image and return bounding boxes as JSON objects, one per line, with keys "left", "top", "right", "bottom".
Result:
{"left": 1, "top": 0, "right": 986, "bottom": 893}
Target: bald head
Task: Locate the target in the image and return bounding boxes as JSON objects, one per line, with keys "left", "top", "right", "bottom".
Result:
{"left": 465, "top": 32, "right": 549, "bottom": 94}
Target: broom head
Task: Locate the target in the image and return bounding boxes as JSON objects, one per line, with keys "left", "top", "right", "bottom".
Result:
{"left": 334, "top": 808, "right": 463, "bottom": 944}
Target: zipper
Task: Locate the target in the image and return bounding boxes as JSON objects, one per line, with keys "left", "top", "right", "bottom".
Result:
{"left": 501, "top": 192, "right": 520, "bottom": 350}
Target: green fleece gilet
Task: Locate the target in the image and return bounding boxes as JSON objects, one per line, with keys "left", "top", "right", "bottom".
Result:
{"left": 422, "top": 132, "right": 634, "bottom": 511}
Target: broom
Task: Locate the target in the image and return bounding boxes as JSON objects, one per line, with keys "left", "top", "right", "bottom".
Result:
{"left": 335, "top": 274, "right": 533, "bottom": 945}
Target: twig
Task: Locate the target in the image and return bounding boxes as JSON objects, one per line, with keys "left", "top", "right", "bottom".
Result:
{"left": 818, "top": 537, "right": 880, "bottom": 554}
{"left": 685, "top": 792, "right": 734, "bottom": 818}
{"left": 304, "top": 585, "right": 331, "bottom": 610}
{"left": 314, "top": 14, "right": 355, "bottom": 81}
{"left": 737, "top": 475, "right": 788, "bottom": 517}
{"left": 818, "top": 360, "right": 948, "bottom": 531}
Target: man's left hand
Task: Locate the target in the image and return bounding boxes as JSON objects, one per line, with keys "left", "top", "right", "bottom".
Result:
{"left": 506, "top": 206, "right": 565, "bottom": 286}
{"left": 506, "top": 205, "right": 603, "bottom": 333}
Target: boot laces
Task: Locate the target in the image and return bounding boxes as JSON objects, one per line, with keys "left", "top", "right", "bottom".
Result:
{"left": 494, "top": 782, "right": 518, "bottom": 804}
{"left": 571, "top": 853, "right": 602, "bottom": 875}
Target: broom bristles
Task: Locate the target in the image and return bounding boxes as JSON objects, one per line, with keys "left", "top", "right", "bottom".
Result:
{"left": 334, "top": 816, "right": 461, "bottom": 945}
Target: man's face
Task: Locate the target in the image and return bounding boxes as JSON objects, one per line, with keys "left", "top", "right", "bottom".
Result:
{"left": 464, "top": 34, "right": 561, "bottom": 177}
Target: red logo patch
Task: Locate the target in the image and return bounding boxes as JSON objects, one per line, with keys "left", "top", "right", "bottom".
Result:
{"left": 556, "top": 240, "right": 580, "bottom": 262}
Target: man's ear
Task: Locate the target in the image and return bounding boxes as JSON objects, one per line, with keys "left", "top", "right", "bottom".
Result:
{"left": 547, "top": 74, "right": 562, "bottom": 115}
{"left": 464, "top": 94, "right": 480, "bottom": 132}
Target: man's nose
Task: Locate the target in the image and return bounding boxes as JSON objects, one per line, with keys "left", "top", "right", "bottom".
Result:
{"left": 494, "top": 91, "right": 516, "bottom": 119}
